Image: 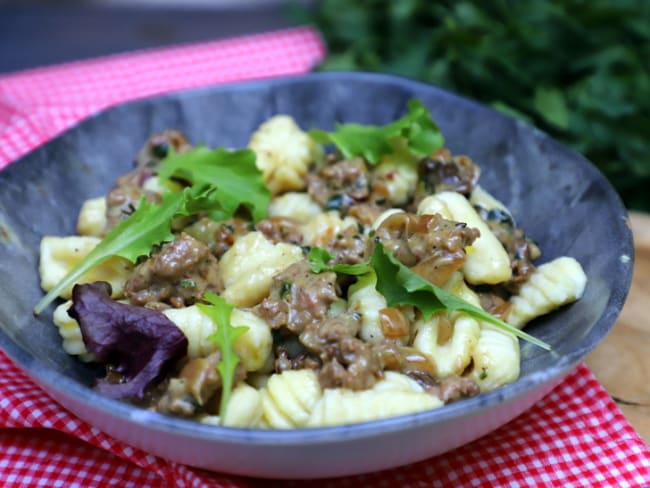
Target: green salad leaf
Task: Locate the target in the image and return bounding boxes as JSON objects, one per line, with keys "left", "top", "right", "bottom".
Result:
{"left": 33, "top": 185, "right": 220, "bottom": 315}
{"left": 370, "top": 244, "right": 551, "bottom": 350}
{"left": 36, "top": 146, "right": 270, "bottom": 315}
{"left": 308, "top": 243, "right": 550, "bottom": 350}
{"left": 309, "top": 99, "right": 444, "bottom": 164}
{"left": 197, "top": 293, "right": 249, "bottom": 423}
{"left": 307, "top": 247, "right": 372, "bottom": 275}
{"left": 157, "top": 146, "right": 270, "bottom": 222}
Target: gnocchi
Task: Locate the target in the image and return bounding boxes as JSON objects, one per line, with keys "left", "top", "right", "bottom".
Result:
{"left": 418, "top": 191, "right": 512, "bottom": 285}
{"left": 300, "top": 210, "right": 358, "bottom": 248}
{"left": 306, "top": 374, "right": 443, "bottom": 427}
{"left": 414, "top": 313, "right": 481, "bottom": 377}
{"left": 508, "top": 257, "right": 587, "bottom": 329}
{"left": 39, "top": 236, "right": 132, "bottom": 299}
{"left": 163, "top": 305, "right": 273, "bottom": 372}
{"left": 261, "top": 369, "right": 322, "bottom": 429}
{"left": 248, "top": 115, "right": 323, "bottom": 195}
{"left": 53, "top": 300, "right": 94, "bottom": 361}
{"left": 267, "top": 192, "right": 323, "bottom": 223}
{"left": 76, "top": 197, "right": 107, "bottom": 237}
{"left": 218, "top": 231, "right": 303, "bottom": 307}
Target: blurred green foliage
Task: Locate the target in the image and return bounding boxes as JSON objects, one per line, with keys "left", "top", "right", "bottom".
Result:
{"left": 293, "top": 0, "right": 650, "bottom": 210}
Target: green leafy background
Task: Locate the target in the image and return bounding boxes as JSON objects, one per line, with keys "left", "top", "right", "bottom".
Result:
{"left": 291, "top": 0, "right": 650, "bottom": 210}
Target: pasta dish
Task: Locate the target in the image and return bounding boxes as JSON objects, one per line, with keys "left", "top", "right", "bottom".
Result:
{"left": 35, "top": 100, "right": 587, "bottom": 428}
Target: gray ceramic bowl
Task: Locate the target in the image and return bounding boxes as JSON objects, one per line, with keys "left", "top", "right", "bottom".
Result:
{"left": 0, "top": 72, "right": 633, "bottom": 479}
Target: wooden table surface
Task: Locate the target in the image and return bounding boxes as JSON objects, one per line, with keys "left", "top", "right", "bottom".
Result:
{"left": 585, "top": 211, "right": 650, "bottom": 444}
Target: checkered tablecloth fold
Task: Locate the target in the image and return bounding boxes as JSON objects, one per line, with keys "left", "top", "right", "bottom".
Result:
{"left": 0, "top": 26, "right": 648, "bottom": 487}
{"left": 0, "top": 26, "right": 325, "bottom": 169}
{"left": 0, "top": 349, "right": 647, "bottom": 487}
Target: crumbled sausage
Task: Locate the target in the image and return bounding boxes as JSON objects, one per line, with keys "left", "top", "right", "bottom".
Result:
{"left": 125, "top": 233, "right": 222, "bottom": 309}
{"left": 104, "top": 170, "right": 161, "bottom": 231}
{"left": 274, "top": 346, "right": 321, "bottom": 373}
{"left": 323, "top": 225, "right": 367, "bottom": 266}
{"left": 476, "top": 289, "right": 513, "bottom": 320}
{"left": 256, "top": 216, "right": 303, "bottom": 245}
{"left": 475, "top": 206, "right": 542, "bottom": 293}
{"left": 258, "top": 266, "right": 386, "bottom": 390}
{"left": 301, "top": 313, "right": 384, "bottom": 390}
{"left": 374, "top": 212, "right": 479, "bottom": 286}
{"left": 105, "top": 131, "right": 192, "bottom": 232}
{"left": 414, "top": 148, "right": 480, "bottom": 201}
{"left": 255, "top": 261, "right": 339, "bottom": 334}
{"left": 404, "top": 368, "right": 480, "bottom": 402}
{"left": 307, "top": 157, "right": 370, "bottom": 211}
{"left": 157, "top": 350, "right": 246, "bottom": 416}
{"left": 135, "top": 130, "right": 192, "bottom": 169}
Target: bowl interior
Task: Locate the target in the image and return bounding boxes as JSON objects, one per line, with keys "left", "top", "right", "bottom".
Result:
{"left": 0, "top": 72, "right": 633, "bottom": 440}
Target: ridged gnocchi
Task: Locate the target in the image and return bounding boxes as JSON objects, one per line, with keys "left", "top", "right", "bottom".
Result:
{"left": 163, "top": 305, "right": 272, "bottom": 372}
{"left": 248, "top": 115, "right": 323, "bottom": 195}
{"left": 508, "top": 257, "right": 587, "bottom": 329}
{"left": 52, "top": 300, "right": 94, "bottom": 361}
{"left": 372, "top": 371, "right": 429, "bottom": 393}
{"left": 218, "top": 231, "right": 303, "bottom": 307}
{"left": 306, "top": 375, "right": 443, "bottom": 427}
{"left": 201, "top": 383, "right": 264, "bottom": 428}
{"left": 261, "top": 369, "right": 323, "bottom": 429}
{"left": 39, "top": 236, "right": 132, "bottom": 299}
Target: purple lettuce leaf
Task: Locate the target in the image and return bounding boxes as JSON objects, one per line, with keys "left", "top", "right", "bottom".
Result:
{"left": 68, "top": 281, "right": 188, "bottom": 399}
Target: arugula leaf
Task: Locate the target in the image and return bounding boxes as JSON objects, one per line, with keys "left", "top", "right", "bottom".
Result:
{"left": 370, "top": 244, "right": 551, "bottom": 350}
{"left": 196, "top": 293, "right": 249, "bottom": 423}
{"left": 307, "top": 244, "right": 550, "bottom": 350}
{"left": 307, "top": 246, "right": 372, "bottom": 275}
{"left": 157, "top": 146, "right": 270, "bottom": 222}
{"left": 34, "top": 186, "right": 220, "bottom": 315}
{"left": 310, "top": 99, "right": 444, "bottom": 164}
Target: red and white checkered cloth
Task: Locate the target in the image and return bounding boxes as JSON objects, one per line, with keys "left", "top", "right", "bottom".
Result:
{"left": 0, "top": 26, "right": 648, "bottom": 487}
